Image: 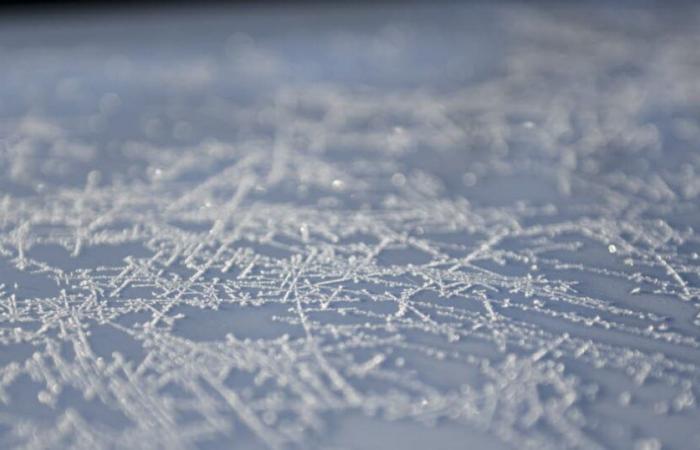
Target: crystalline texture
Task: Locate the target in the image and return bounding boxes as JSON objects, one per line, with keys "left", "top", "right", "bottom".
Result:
{"left": 0, "top": 3, "right": 699, "bottom": 450}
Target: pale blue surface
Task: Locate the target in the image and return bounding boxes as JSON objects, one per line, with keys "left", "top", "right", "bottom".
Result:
{"left": 0, "top": 3, "right": 699, "bottom": 449}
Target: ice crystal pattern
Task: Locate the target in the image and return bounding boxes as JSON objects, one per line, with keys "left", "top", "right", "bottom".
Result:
{"left": 1, "top": 4, "right": 700, "bottom": 450}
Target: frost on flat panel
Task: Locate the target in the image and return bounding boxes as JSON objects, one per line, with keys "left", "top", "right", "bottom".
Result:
{"left": 0, "top": 4, "right": 699, "bottom": 450}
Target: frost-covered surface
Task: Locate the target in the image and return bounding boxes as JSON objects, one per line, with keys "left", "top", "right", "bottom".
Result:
{"left": 1, "top": 3, "right": 700, "bottom": 449}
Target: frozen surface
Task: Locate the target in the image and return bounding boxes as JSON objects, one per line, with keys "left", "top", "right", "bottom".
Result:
{"left": 1, "top": 3, "right": 700, "bottom": 449}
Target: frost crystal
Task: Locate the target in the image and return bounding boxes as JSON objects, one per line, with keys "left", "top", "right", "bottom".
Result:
{"left": 0, "top": 4, "right": 699, "bottom": 450}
